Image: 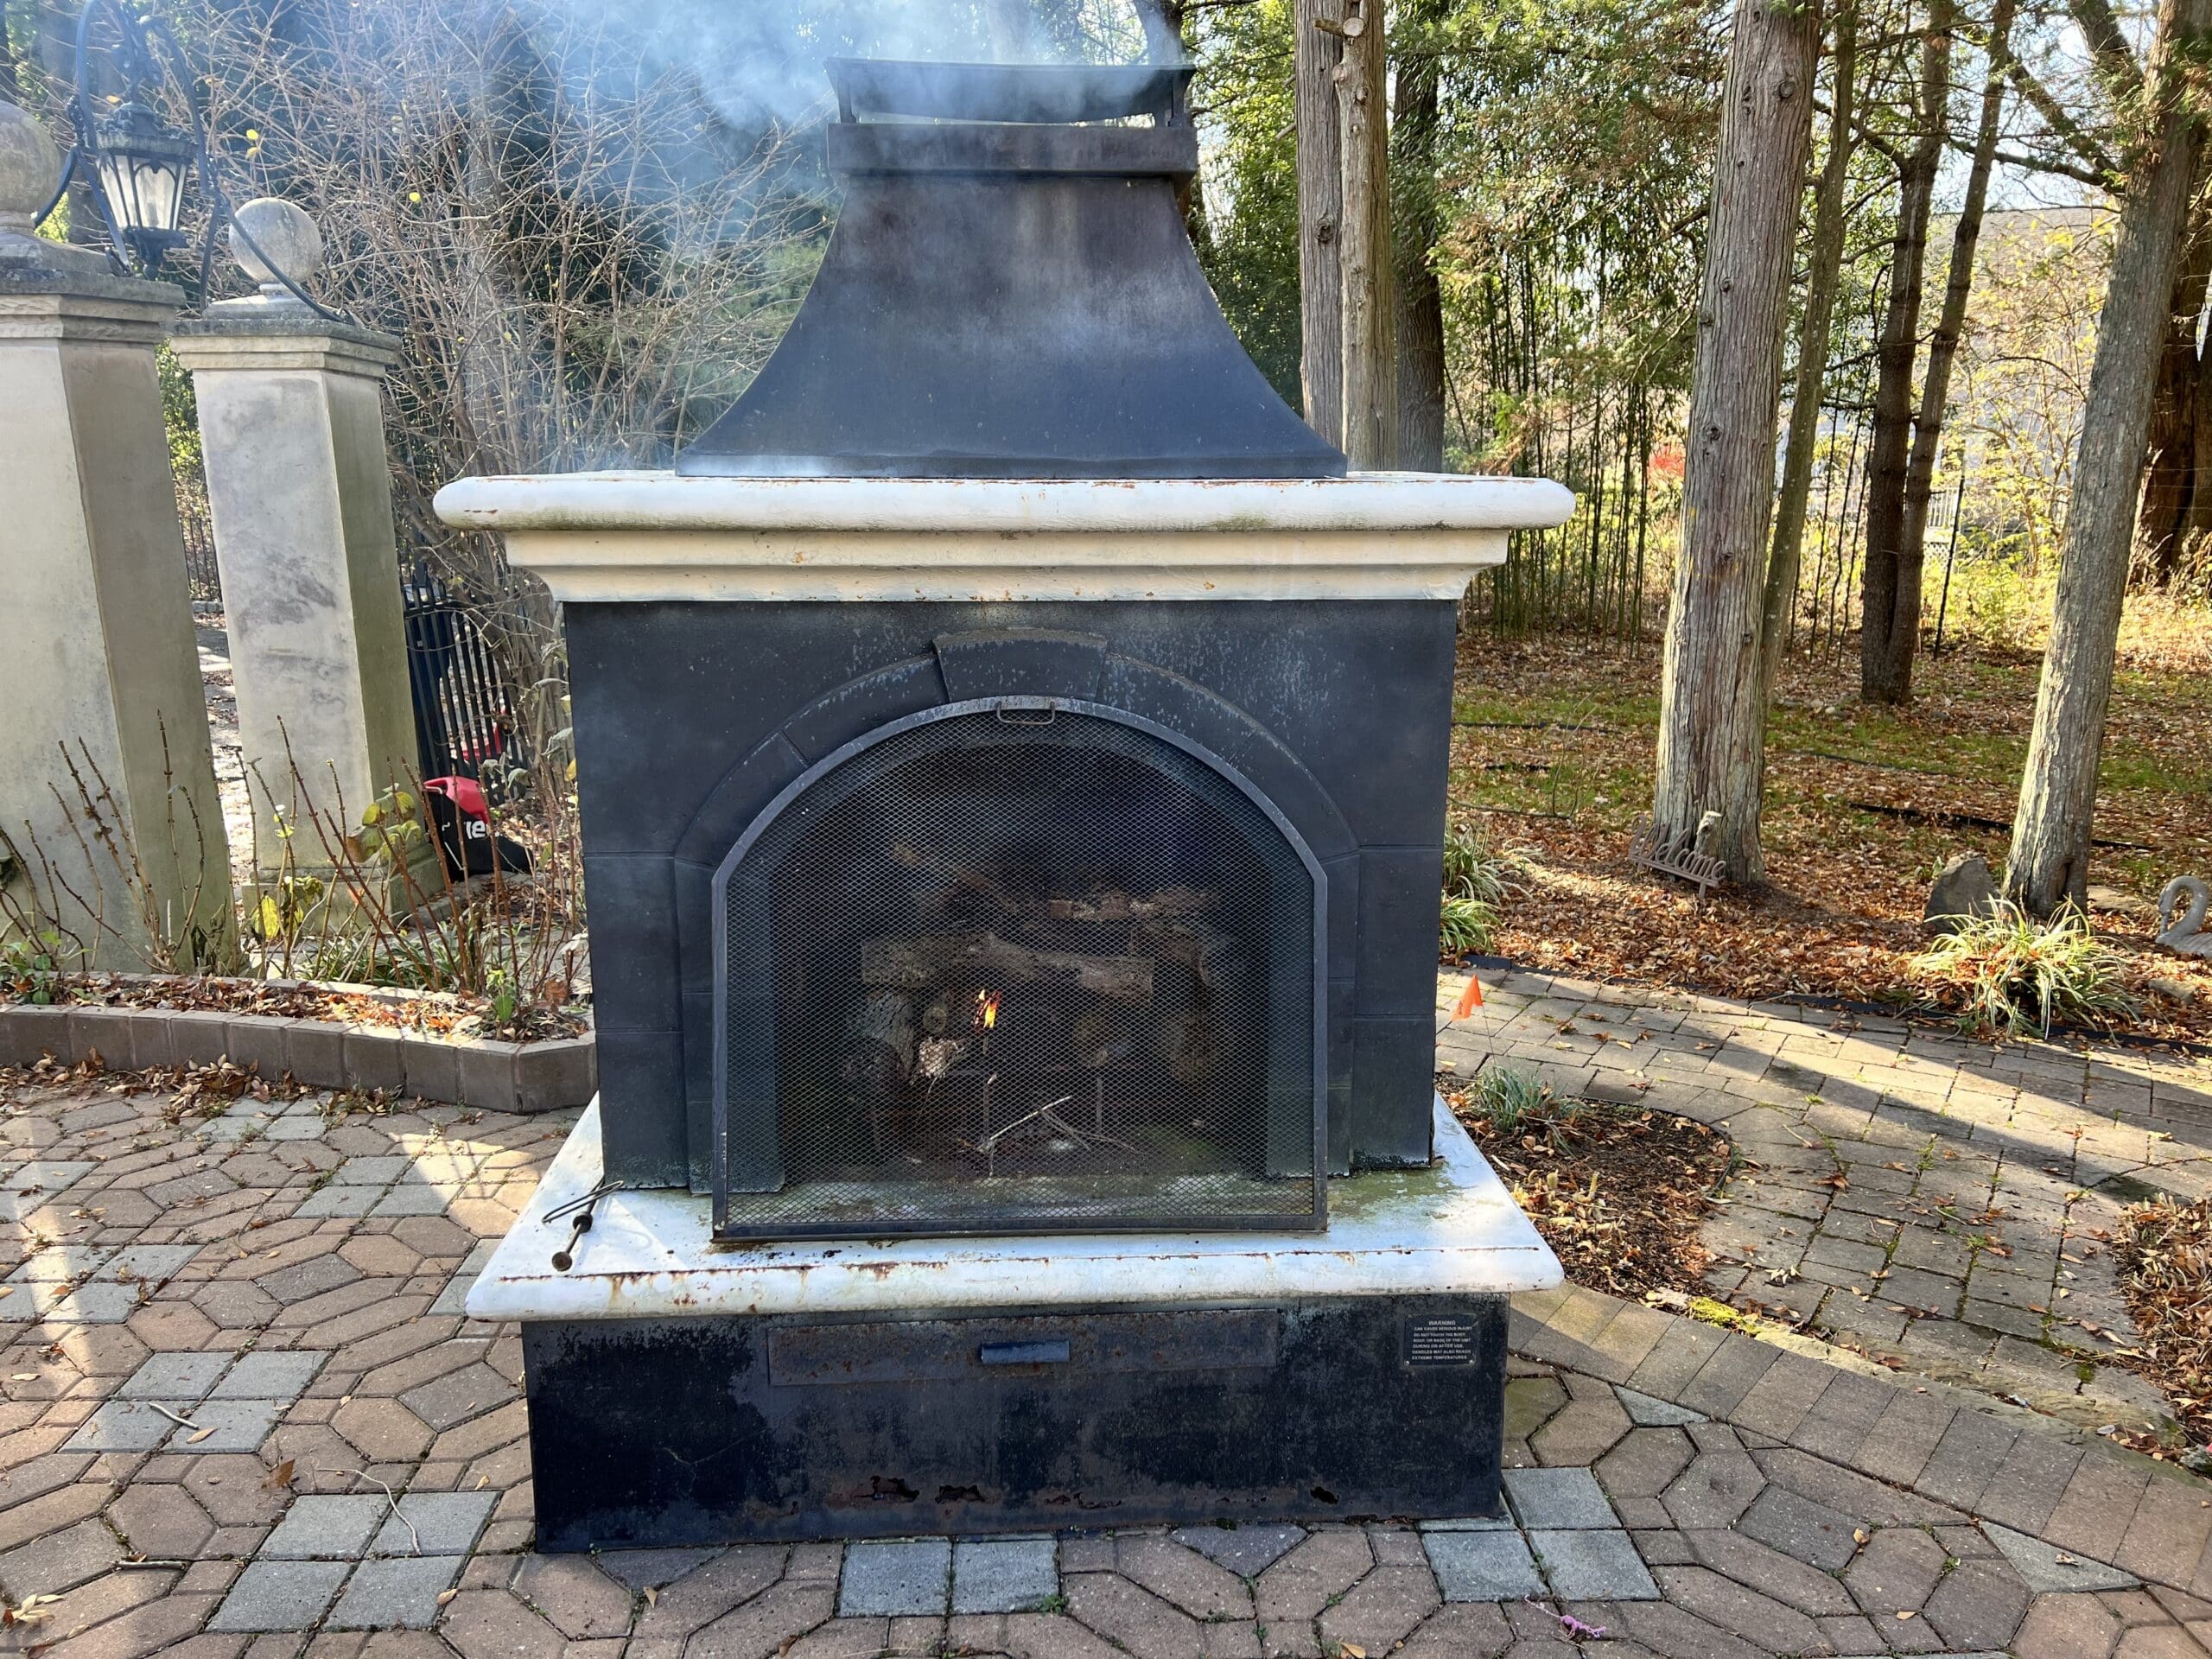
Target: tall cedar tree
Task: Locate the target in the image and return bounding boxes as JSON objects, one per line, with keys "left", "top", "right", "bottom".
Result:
{"left": 2008, "top": 0, "right": 2212, "bottom": 912}
{"left": 1651, "top": 0, "right": 1822, "bottom": 883}
{"left": 1859, "top": 0, "right": 1955, "bottom": 705}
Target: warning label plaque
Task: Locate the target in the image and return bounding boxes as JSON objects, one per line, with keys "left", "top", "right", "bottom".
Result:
{"left": 1401, "top": 1312, "right": 1481, "bottom": 1368}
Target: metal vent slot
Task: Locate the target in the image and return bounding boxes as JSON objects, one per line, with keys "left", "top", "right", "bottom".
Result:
{"left": 713, "top": 703, "right": 1323, "bottom": 1240}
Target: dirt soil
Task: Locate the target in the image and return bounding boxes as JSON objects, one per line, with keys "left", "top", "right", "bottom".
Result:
{"left": 1450, "top": 628, "right": 2212, "bottom": 1044}
{"left": 1445, "top": 1074, "right": 1735, "bottom": 1300}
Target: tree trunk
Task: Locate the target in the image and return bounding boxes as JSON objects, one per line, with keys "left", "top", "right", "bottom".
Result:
{"left": 2007, "top": 0, "right": 2212, "bottom": 915}
{"left": 1296, "top": 0, "right": 1346, "bottom": 443}
{"left": 1392, "top": 0, "right": 1447, "bottom": 471}
{"left": 1894, "top": 0, "right": 2016, "bottom": 638}
{"left": 1335, "top": 0, "right": 1395, "bottom": 467}
{"left": 1859, "top": 0, "right": 1954, "bottom": 704}
{"left": 2133, "top": 189, "right": 2212, "bottom": 585}
{"left": 1760, "top": 3, "right": 1859, "bottom": 705}
{"left": 1652, "top": 0, "right": 1823, "bottom": 885}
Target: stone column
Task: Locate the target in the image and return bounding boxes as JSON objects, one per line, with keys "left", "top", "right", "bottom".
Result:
{"left": 0, "top": 100, "right": 234, "bottom": 969}
{"left": 168, "top": 199, "right": 417, "bottom": 875}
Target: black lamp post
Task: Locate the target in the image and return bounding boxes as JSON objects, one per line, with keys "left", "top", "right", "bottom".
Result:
{"left": 35, "top": 0, "right": 343, "bottom": 321}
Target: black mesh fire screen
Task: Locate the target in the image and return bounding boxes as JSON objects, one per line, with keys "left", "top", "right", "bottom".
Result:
{"left": 713, "top": 700, "right": 1324, "bottom": 1240}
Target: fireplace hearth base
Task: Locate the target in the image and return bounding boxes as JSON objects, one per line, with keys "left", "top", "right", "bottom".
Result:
{"left": 468, "top": 1096, "right": 1561, "bottom": 1549}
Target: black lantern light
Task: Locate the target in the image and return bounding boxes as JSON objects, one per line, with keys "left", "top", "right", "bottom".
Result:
{"left": 34, "top": 0, "right": 344, "bottom": 321}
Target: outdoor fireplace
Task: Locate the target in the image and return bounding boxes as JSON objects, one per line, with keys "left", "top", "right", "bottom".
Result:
{"left": 444, "top": 54, "right": 1571, "bottom": 1551}
{"left": 716, "top": 698, "right": 1323, "bottom": 1239}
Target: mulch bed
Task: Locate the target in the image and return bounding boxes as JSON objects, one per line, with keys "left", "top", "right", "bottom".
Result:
{"left": 1452, "top": 632, "right": 2212, "bottom": 1046}
{"left": 2115, "top": 1196, "right": 2212, "bottom": 1451}
{"left": 7, "top": 973, "right": 586, "bottom": 1043}
{"left": 1443, "top": 1073, "right": 1734, "bottom": 1300}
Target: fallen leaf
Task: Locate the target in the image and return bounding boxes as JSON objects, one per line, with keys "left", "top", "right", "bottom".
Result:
{"left": 261, "top": 1459, "right": 296, "bottom": 1491}
{"left": 188, "top": 1427, "right": 215, "bottom": 1444}
{"left": 436, "top": 1590, "right": 459, "bottom": 1607}
{"left": 1853, "top": 1529, "right": 1870, "bottom": 1545}
{"left": 1895, "top": 1610, "right": 1916, "bottom": 1620}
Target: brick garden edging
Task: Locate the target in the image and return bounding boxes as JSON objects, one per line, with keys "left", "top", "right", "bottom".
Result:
{"left": 0, "top": 1000, "right": 594, "bottom": 1114}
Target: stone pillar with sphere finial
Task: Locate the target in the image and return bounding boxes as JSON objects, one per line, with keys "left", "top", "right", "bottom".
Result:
{"left": 168, "top": 197, "right": 418, "bottom": 881}
{"left": 0, "top": 97, "right": 236, "bottom": 971}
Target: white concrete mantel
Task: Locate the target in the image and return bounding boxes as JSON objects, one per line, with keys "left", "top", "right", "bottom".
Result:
{"left": 466, "top": 1096, "right": 1563, "bottom": 1323}
{"left": 433, "top": 472, "right": 1577, "bottom": 603}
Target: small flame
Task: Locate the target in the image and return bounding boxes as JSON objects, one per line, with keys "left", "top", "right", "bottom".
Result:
{"left": 975, "top": 989, "right": 1001, "bottom": 1031}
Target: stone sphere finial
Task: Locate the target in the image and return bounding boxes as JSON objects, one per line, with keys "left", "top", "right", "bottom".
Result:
{"left": 227, "top": 197, "right": 323, "bottom": 295}
{"left": 0, "top": 99, "right": 62, "bottom": 238}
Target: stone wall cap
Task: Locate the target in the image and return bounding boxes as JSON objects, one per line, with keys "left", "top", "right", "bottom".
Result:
{"left": 0, "top": 262, "right": 184, "bottom": 314}
{"left": 432, "top": 472, "right": 1577, "bottom": 602}
{"left": 437, "top": 470, "right": 1576, "bottom": 535}
{"left": 168, "top": 312, "right": 399, "bottom": 370}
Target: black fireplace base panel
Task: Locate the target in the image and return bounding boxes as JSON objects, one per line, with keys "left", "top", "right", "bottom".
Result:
{"left": 522, "top": 1294, "right": 1508, "bottom": 1549}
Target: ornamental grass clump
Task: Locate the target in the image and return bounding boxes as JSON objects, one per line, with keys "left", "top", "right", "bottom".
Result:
{"left": 1440, "top": 821, "right": 1516, "bottom": 957}
{"left": 1909, "top": 899, "right": 2137, "bottom": 1037}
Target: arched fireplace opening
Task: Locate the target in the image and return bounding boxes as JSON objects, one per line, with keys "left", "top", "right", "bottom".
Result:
{"left": 712, "top": 697, "right": 1324, "bottom": 1240}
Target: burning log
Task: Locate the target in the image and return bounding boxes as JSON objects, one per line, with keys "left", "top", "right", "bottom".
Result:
{"left": 841, "top": 991, "right": 918, "bottom": 1105}
{"left": 861, "top": 932, "right": 1154, "bottom": 1003}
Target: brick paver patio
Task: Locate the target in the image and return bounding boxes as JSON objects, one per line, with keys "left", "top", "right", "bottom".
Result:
{"left": 3, "top": 973, "right": 2211, "bottom": 1657}
{"left": 1441, "top": 965, "right": 2212, "bottom": 1434}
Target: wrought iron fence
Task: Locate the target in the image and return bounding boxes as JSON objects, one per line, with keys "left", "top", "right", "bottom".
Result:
{"left": 402, "top": 563, "right": 525, "bottom": 798}
{"left": 175, "top": 474, "right": 222, "bottom": 602}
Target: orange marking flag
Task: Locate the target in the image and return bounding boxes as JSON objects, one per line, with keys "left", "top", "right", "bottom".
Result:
{"left": 1450, "top": 976, "right": 1484, "bottom": 1021}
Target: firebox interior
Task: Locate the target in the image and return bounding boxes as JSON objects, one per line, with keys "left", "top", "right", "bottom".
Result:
{"left": 713, "top": 700, "right": 1323, "bottom": 1239}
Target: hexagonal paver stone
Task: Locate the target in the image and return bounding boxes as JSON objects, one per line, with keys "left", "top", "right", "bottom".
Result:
{"left": 430, "top": 1240, "right": 498, "bottom": 1317}
{"left": 63, "top": 1398, "right": 191, "bottom": 1452}
{"left": 8, "top": 1244, "right": 110, "bottom": 1282}
{"left": 1736, "top": 1484, "right": 1863, "bottom": 1572}
{"left": 1616, "top": 1387, "right": 1704, "bottom": 1427}
{"left": 399, "top": 1363, "right": 509, "bottom": 1431}
{"left": 1527, "top": 1529, "right": 1659, "bottom": 1601}
{"left": 262, "top": 1496, "right": 391, "bottom": 1560}
{"left": 370, "top": 1491, "right": 497, "bottom": 1557}
{"left": 334, "top": 1156, "right": 410, "bottom": 1185}
{"left": 296, "top": 1186, "right": 382, "bottom": 1218}
{"left": 45, "top": 1283, "right": 142, "bottom": 1323}
{"left": 209, "top": 1560, "right": 352, "bottom": 1631}
{"left": 840, "top": 1538, "right": 951, "bottom": 1616}
{"left": 167, "top": 1400, "right": 281, "bottom": 1452}
{"left": 213, "top": 1351, "right": 327, "bottom": 1403}
{"left": 1169, "top": 1523, "right": 1306, "bottom": 1579}
{"left": 951, "top": 1538, "right": 1058, "bottom": 1614}
{"left": 1845, "top": 1526, "right": 1948, "bottom": 1621}
{"left": 1422, "top": 1530, "right": 1544, "bottom": 1601}
{"left": 328, "top": 1555, "right": 466, "bottom": 1629}
{"left": 118, "top": 1351, "right": 231, "bottom": 1400}
{"left": 1502, "top": 1467, "right": 1618, "bottom": 1529}
{"left": 1921, "top": 1556, "right": 2032, "bottom": 1651}
{"left": 1980, "top": 1523, "right": 2139, "bottom": 1593}
{"left": 97, "top": 1243, "right": 199, "bottom": 1281}
{"left": 258, "top": 1255, "right": 360, "bottom": 1304}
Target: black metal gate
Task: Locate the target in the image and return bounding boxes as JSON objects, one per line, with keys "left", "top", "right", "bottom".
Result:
{"left": 402, "top": 564, "right": 524, "bottom": 794}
